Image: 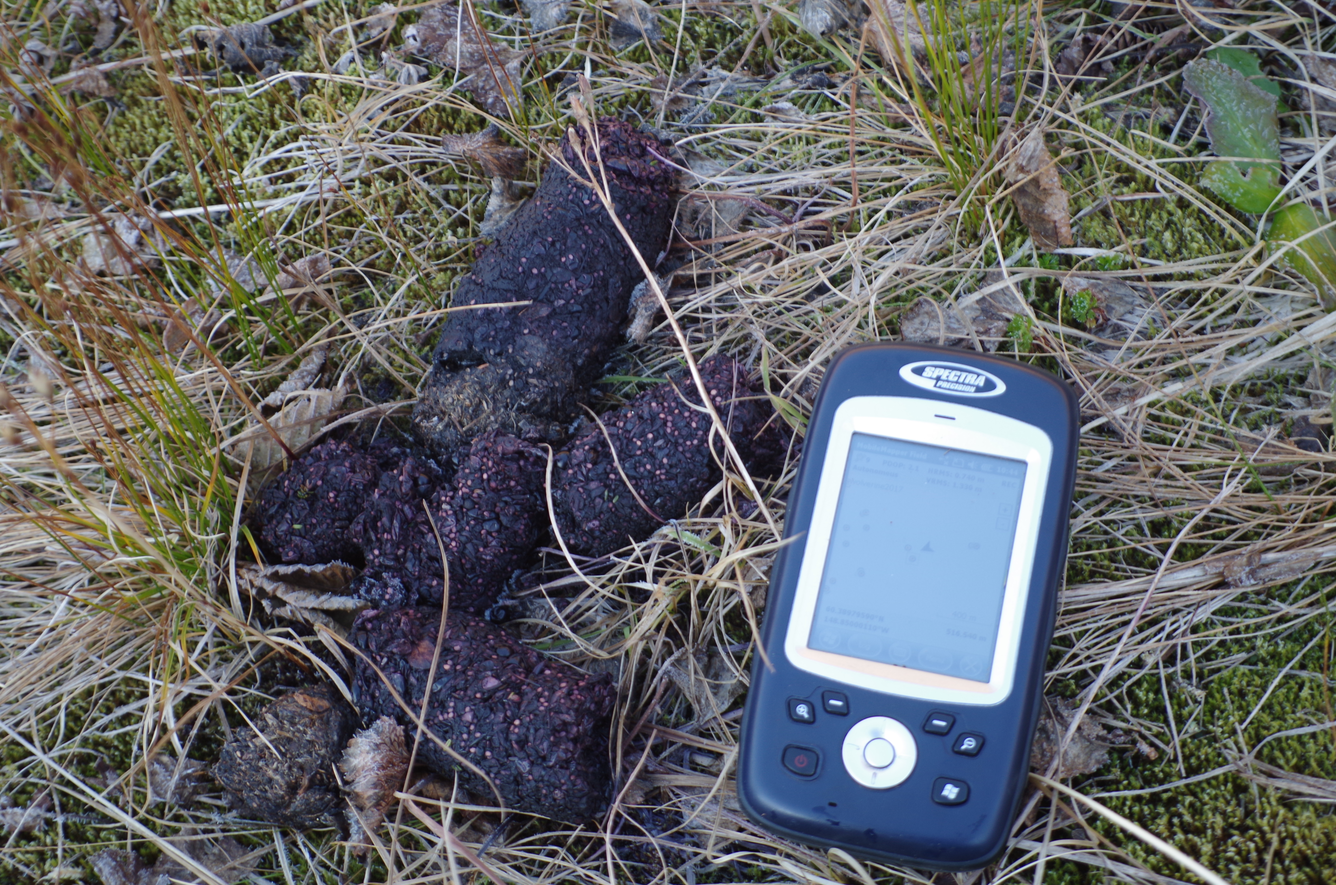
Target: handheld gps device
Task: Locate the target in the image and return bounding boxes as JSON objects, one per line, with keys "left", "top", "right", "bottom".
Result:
{"left": 738, "top": 343, "right": 1078, "bottom": 870}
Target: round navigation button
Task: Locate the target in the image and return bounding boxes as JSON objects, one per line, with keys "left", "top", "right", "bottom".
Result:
{"left": 862, "top": 737, "right": 895, "bottom": 769}
{"left": 841, "top": 716, "right": 917, "bottom": 790}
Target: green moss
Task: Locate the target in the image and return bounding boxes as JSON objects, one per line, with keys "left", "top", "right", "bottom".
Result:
{"left": 1084, "top": 607, "right": 1336, "bottom": 884}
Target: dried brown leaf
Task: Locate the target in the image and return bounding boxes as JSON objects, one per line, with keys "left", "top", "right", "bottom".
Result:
{"left": 865, "top": 0, "right": 925, "bottom": 67}
{"left": 151, "top": 831, "right": 255, "bottom": 885}
{"left": 2, "top": 194, "right": 61, "bottom": 226}
{"left": 81, "top": 213, "right": 161, "bottom": 276}
{"left": 1061, "top": 276, "right": 1153, "bottom": 338}
{"left": 1056, "top": 32, "right": 1114, "bottom": 80}
{"left": 247, "top": 385, "right": 348, "bottom": 472}
{"left": 90, "top": 849, "right": 157, "bottom": 885}
{"left": 380, "top": 53, "right": 428, "bottom": 86}
{"left": 92, "top": 0, "right": 122, "bottom": 51}
{"left": 19, "top": 39, "right": 56, "bottom": 76}
{"left": 764, "top": 101, "right": 809, "bottom": 122}
{"left": 236, "top": 561, "right": 364, "bottom": 630}
{"left": 683, "top": 195, "right": 749, "bottom": 243}
{"left": 262, "top": 254, "right": 333, "bottom": 307}
{"left": 649, "top": 74, "right": 692, "bottom": 114}
{"left": 272, "top": 254, "right": 332, "bottom": 291}
{"left": 261, "top": 345, "right": 329, "bottom": 409}
{"left": 958, "top": 36, "right": 1015, "bottom": 106}
{"left": 340, "top": 716, "right": 411, "bottom": 849}
{"left": 198, "top": 22, "right": 293, "bottom": 76}
{"left": 899, "top": 275, "right": 1025, "bottom": 351}
{"left": 146, "top": 754, "right": 207, "bottom": 807}
{"left": 0, "top": 792, "right": 51, "bottom": 835}
{"left": 208, "top": 249, "right": 264, "bottom": 296}
{"left": 799, "top": 0, "right": 853, "bottom": 38}
{"left": 479, "top": 176, "right": 529, "bottom": 236}
{"left": 1081, "top": 376, "right": 1154, "bottom": 441}
{"left": 63, "top": 64, "right": 115, "bottom": 97}
{"left": 1029, "top": 697, "right": 1118, "bottom": 779}
{"left": 519, "top": 0, "right": 571, "bottom": 31}
{"left": 404, "top": 2, "right": 523, "bottom": 117}
{"left": 1005, "top": 129, "right": 1073, "bottom": 251}
{"left": 441, "top": 124, "right": 527, "bottom": 179}
{"left": 363, "top": 2, "right": 399, "bottom": 40}
{"left": 610, "top": 0, "right": 662, "bottom": 50}
{"left": 163, "top": 297, "right": 227, "bottom": 354}
{"left": 626, "top": 272, "right": 668, "bottom": 342}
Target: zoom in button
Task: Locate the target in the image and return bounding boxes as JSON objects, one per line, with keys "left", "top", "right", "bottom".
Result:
{"left": 782, "top": 745, "right": 820, "bottom": 778}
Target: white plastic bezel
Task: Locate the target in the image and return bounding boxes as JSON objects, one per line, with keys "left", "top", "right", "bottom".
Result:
{"left": 783, "top": 395, "right": 1054, "bottom": 707}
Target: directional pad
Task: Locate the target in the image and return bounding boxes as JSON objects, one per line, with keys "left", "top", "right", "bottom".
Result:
{"left": 841, "top": 716, "right": 917, "bottom": 790}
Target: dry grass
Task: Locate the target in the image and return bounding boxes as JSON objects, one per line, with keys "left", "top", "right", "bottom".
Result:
{"left": 4, "top": 0, "right": 1336, "bottom": 882}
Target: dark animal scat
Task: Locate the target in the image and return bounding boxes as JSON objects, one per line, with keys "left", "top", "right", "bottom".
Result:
{"left": 349, "top": 604, "right": 617, "bottom": 823}
{"left": 413, "top": 119, "right": 677, "bottom": 456}
{"left": 213, "top": 684, "right": 357, "bottom": 829}
{"left": 551, "top": 354, "right": 789, "bottom": 557}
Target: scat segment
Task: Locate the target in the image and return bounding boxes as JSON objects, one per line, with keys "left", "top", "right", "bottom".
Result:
{"left": 414, "top": 119, "right": 677, "bottom": 456}
{"left": 349, "top": 604, "right": 617, "bottom": 823}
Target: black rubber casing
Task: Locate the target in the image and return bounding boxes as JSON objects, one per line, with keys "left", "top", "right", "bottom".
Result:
{"left": 737, "top": 343, "right": 1079, "bottom": 870}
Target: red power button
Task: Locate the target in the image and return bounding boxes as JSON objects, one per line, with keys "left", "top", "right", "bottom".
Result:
{"left": 782, "top": 744, "right": 820, "bottom": 777}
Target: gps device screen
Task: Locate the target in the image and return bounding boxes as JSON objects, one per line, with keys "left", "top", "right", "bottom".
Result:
{"left": 807, "top": 433, "right": 1027, "bottom": 683}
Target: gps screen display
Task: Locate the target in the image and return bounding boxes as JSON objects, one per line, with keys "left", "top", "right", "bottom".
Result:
{"left": 808, "top": 432, "right": 1027, "bottom": 682}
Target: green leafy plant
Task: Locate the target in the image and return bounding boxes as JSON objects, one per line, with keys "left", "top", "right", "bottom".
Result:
{"left": 1184, "top": 54, "right": 1336, "bottom": 308}
{"left": 1067, "top": 288, "right": 1098, "bottom": 327}
{"left": 1006, "top": 313, "right": 1034, "bottom": 352}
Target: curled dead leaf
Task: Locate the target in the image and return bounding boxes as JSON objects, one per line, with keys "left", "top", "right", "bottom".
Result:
{"left": 340, "top": 716, "right": 411, "bottom": 850}
{"left": 626, "top": 272, "right": 669, "bottom": 342}
{"left": 207, "top": 249, "right": 264, "bottom": 297}
{"left": 479, "top": 177, "right": 530, "bottom": 236}
{"left": 520, "top": 0, "right": 571, "bottom": 31}
{"left": 363, "top": 2, "right": 399, "bottom": 40}
{"left": 1061, "top": 276, "right": 1153, "bottom": 339}
{"left": 0, "top": 792, "right": 51, "bottom": 835}
{"left": 262, "top": 254, "right": 333, "bottom": 307}
{"left": 441, "top": 125, "right": 527, "bottom": 179}
{"left": 62, "top": 63, "right": 115, "bottom": 98}
{"left": 89, "top": 849, "right": 151, "bottom": 885}
{"left": 378, "top": 51, "right": 428, "bottom": 86}
{"left": 899, "top": 276, "right": 1025, "bottom": 351}
{"left": 92, "top": 0, "right": 122, "bottom": 51}
{"left": 864, "top": 0, "right": 925, "bottom": 66}
{"left": 146, "top": 754, "right": 207, "bottom": 807}
{"left": 153, "top": 830, "right": 255, "bottom": 885}
{"left": 19, "top": 39, "right": 56, "bottom": 76}
{"left": 236, "top": 561, "right": 364, "bottom": 633}
{"left": 405, "top": 2, "right": 523, "bottom": 117}
{"left": 610, "top": 0, "right": 662, "bottom": 50}
{"left": 1005, "top": 129, "right": 1073, "bottom": 251}
{"left": 245, "top": 384, "right": 348, "bottom": 472}
{"left": 81, "top": 213, "right": 162, "bottom": 276}
{"left": 1029, "top": 697, "right": 1124, "bottom": 779}
{"left": 261, "top": 345, "right": 328, "bottom": 409}
{"left": 799, "top": 0, "right": 855, "bottom": 38}
{"left": 163, "top": 297, "right": 228, "bottom": 354}
{"left": 197, "top": 22, "right": 294, "bottom": 77}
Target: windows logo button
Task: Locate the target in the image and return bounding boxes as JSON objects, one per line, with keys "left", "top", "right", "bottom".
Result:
{"left": 932, "top": 777, "right": 969, "bottom": 806}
